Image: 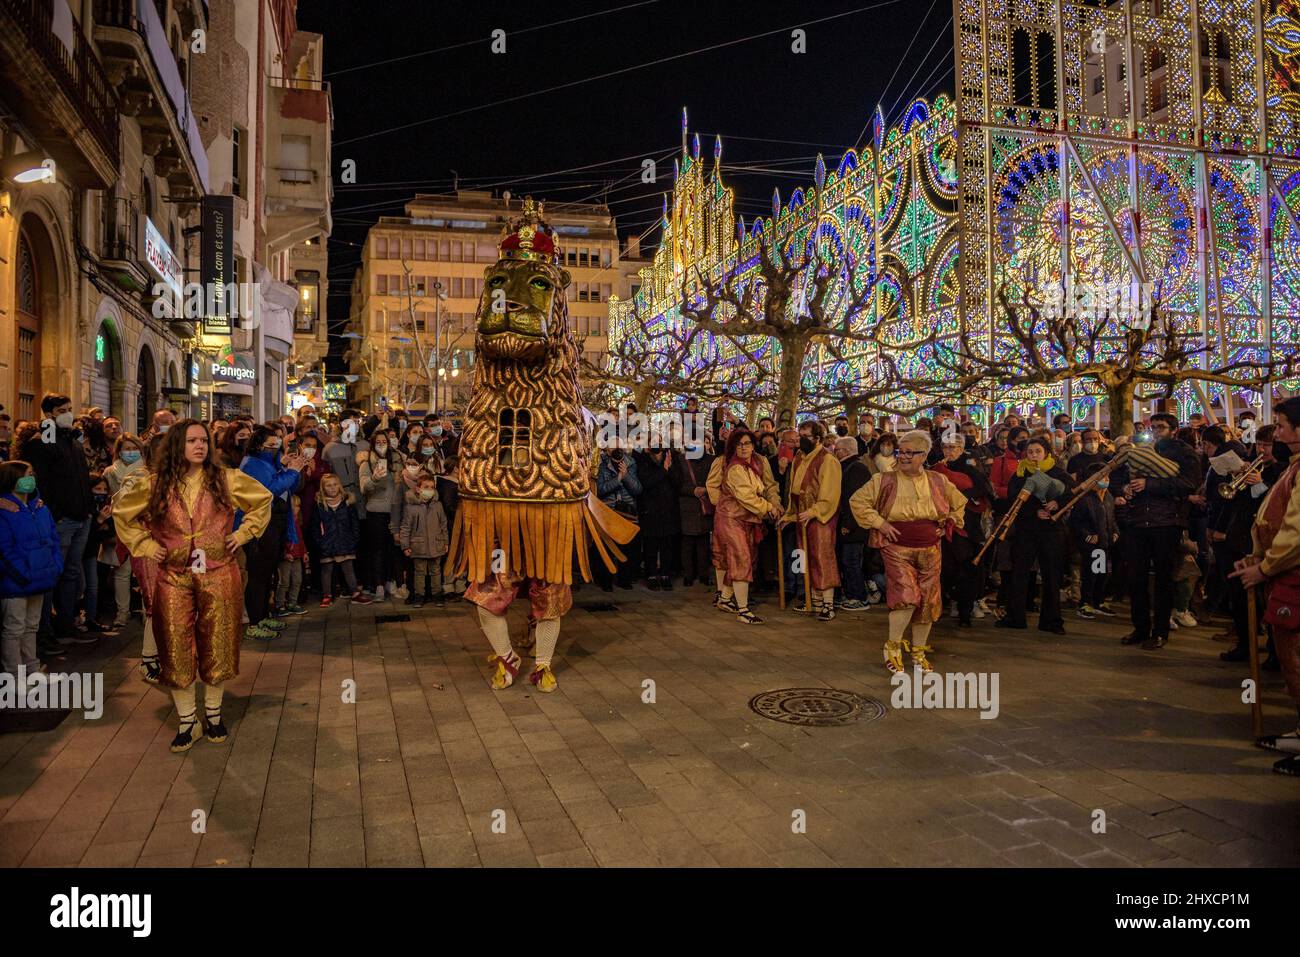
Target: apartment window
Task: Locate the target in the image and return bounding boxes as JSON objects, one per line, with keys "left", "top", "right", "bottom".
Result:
{"left": 476, "top": 242, "right": 496, "bottom": 261}
{"left": 412, "top": 277, "right": 427, "bottom": 295}
{"left": 602, "top": 249, "right": 612, "bottom": 267}
{"left": 232, "top": 127, "right": 245, "bottom": 198}
{"left": 402, "top": 238, "right": 412, "bottom": 260}
{"left": 388, "top": 348, "right": 400, "bottom": 366}
{"left": 377, "top": 274, "right": 389, "bottom": 294}
{"left": 451, "top": 240, "right": 463, "bottom": 261}
{"left": 439, "top": 240, "right": 450, "bottom": 259}
{"left": 279, "top": 134, "right": 312, "bottom": 183}
{"left": 450, "top": 276, "right": 462, "bottom": 297}
{"left": 413, "top": 239, "right": 425, "bottom": 259}
{"left": 601, "top": 283, "right": 612, "bottom": 301}
{"left": 376, "top": 236, "right": 388, "bottom": 258}
{"left": 591, "top": 315, "right": 602, "bottom": 335}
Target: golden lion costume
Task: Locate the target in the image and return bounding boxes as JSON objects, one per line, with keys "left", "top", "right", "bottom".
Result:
{"left": 446, "top": 198, "right": 637, "bottom": 691}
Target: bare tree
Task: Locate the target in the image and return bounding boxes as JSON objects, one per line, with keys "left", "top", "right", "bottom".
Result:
{"left": 908, "top": 282, "right": 1298, "bottom": 436}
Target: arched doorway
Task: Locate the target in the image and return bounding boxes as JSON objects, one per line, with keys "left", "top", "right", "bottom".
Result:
{"left": 91, "top": 317, "right": 124, "bottom": 417}
{"left": 136, "top": 345, "right": 158, "bottom": 434}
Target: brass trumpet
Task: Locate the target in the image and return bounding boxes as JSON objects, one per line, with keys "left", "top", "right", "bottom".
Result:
{"left": 1217, "top": 457, "right": 1272, "bottom": 499}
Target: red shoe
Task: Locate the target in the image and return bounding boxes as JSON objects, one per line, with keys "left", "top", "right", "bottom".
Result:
{"left": 350, "top": 591, "right": 373, "bottom": 605}
{"left": 320, "top": 596, "right": 333, "bottom": 607}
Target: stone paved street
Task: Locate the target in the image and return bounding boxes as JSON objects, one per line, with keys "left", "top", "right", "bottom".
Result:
{"left": 1, "top": 584, "right": 1297, "bottom": 868}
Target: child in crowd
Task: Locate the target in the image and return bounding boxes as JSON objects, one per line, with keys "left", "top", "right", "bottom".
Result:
{"left": 276, "top": 494, "right": 307, "bottom": 616}
{"left": 309, "top": 474, "right": 370, "bottom": 606}
{"left": 0, "top": 461, "right": 62, "bottom": 678}
{"left": 80, "top": 471, "right": 119, "bottom": 636}
{"left": 1170, "top": 532, "right": 1200, "bottom": 629}
{"left": 400, "top": 474, "right": 449, "bottom": 608}
{"left": 1070, "top": 464, "right": 1120, "bottom": 619}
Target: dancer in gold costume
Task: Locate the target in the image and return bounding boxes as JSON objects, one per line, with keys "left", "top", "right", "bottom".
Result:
{"left": 445, "top": 199, "right": 637, "bottom": 692}
{"left": 114, "top": 421, "right": 271, "bottom": 752}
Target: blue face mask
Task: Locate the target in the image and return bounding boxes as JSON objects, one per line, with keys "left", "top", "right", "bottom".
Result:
{"left": 15, "top": 476, "right": 37, "bottom": 495}
{"left": 431, "top": 426, "right": 443, "bottom": 436}
{"left": 157, "top": 424, "right": 170, "bottom": 434}
{"left": 121, "top": 450, "right": 142, "bottom": 464}
{"left": 421, "top": 447, "right": 436, "bottom": 457}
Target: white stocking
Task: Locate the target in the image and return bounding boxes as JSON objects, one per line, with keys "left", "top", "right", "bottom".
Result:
{"left": 170, "top": 685, "right": 198, "bottom": 729}
{"left": 715, "top": 568, "right": 733, "bottom": 599}
{"left": 533, "top": 619, "right": 560, "bottom": 668}
{"left": 885, "top": 608, "right": 913, "bottom": 658}
{"left": 733, "top": 580, "right": 750, "bottom": 610}
{"left": 910, "top": 620, "right": 934, "bottom": 653}
{"left": 821, "top": 588, "right": 835, "bottom": 608}
{"left": 141, "top": 617, "right": 157, "bottom": 658}
{"left": 476, "top": 606, "right": 516, "bottom": 661}
{"left": 204, "top": 682, "right": 225, "bottom": 721}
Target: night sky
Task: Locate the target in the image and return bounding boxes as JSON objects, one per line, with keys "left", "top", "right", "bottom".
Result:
{"left": 297, "top": 0, "right": 953, "bottom": 367}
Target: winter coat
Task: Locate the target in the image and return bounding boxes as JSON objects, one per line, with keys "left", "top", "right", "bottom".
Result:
{"left": 989, "top": 448, "right": 1021, "bottom": 503}
{"left": 437, "top": 474, "right": 460, "bottom": 522}
{"left": 1112, "top": 439, "right": 1202, "bottom": 529}
{"left": 295, "top": 458, "right": 333, "bottom": 531}
{"left": 837, "top": 459, "right": 872, "bottom": 544}
{"left": 399, "top": 490, "right": 450, "bottom": 559}
{"left": 597, "top": 453, "right": 641, "bottom": 515}
{"left": 18, "top": 428, "right": 93, "bottom": 522}
{"left": 670, "top": 450, "right": 715, "bottom": 537}
{"left": 308, "top": 498, "right": 361, "bottom": 558}
{"left": 1068, "top": 490, "right": 1119, "bottom": 552}
{"left": 239, "top": 450, "right": 305, "bottom": 545}
{"left": 0, "top": 493, "right": 64, "bottom": 597}
{"left": 1008, "top": 464, "right": 1073, "bottom": 541}
{"left": 633, "top": 450, "right": 681, "bottom": 538}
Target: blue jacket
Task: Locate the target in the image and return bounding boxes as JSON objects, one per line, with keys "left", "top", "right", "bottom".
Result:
{"left": 0, "top": 493, "right": 64, "bottom": 597}
{"left": 596, "top": 454, "right": 641, "bottom": 513}
{"left": 308, "top": 499, "right": 361, "bottom": 558}
{"left": 237, "top": 450, "right": 305, "bottom": 544}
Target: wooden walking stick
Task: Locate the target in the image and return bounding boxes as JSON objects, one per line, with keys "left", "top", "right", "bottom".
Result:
{"left": 1247, "top": 585, "right": 1263, "bottom": 740}
{"left": 776, "top": 520, "right": 786, "bottom": 611}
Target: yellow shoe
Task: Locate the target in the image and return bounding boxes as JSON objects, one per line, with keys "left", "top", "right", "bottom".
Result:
{"left": 528, "top": 664, "right": 557, "bottom": 693}
{"left": 884, "top": 649, "right": 906, "bottom": 674}
{"left": 911, "top": 647, "right": 934, "bottom": 674}
{"left": 487, "top": 652, "right": 521, "bottom": 690}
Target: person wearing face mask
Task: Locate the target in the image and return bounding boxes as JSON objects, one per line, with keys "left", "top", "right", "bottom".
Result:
{"left": 1069, "top": 462, "right": 1120, "bottom": 619}
{"left": 104, "top": 434, "right": 147, "bottom": 629}
{"left": 932, "top": 434, "right": 994, "bottom": 627}
{"left": 1068, "top": 429, "right": 1109, "bottom": 480}
{"left": 291, "top": 433, "right": 331, "bottom": 598}
{"left": 17, "top": 393, "right": 94, "bottom": 647}
{"left": 0, "top": 460, "right": 62, "bottom": 681}
{"left": 780, "top": 421, "right": 843, "bottom": 621}
{"left": 997, "top": 436, "right": 1072, "bottom": 635}
{"left": 833, "top": 415, "right": 851, "bottom": 439}
{"left": 238, "top": 426, "right": 306, "bottom": 639}
{"left": 217, "top": 422, "right": 251, "bottom": 469}
{"left": 358, "top": 428, "right": 405, "bottom": 600}
{"left": 400, "top": 474, "right": 449, "bottom": 608}
{"left": 402, "top": 423, "right": 425, "bottom": 457}
{"left": 78, "top": 470, "right": 120, "bottom": 637}
{"left": 144, "top": 408, "right": 177, "bottom": 443}
{"left": 324, "top": 409, "right": 370, "bottom": 521}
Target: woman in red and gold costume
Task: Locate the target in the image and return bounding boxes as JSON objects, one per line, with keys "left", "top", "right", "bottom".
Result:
{"left": 707, "top": 427, "right": 783, "bottom": 624}
{"left": 114, "top": 420, "right": 272, "bottom": 753}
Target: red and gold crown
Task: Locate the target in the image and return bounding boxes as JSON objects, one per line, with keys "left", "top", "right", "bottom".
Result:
{"left": 498, "top": 196, "right": 561, "bottom": 265}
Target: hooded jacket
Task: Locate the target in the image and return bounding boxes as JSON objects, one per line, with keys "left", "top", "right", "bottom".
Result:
{"left": 239, "top": 449, "right": 305, "bottom": 545}
{"left": 0, "top": 492, "right": 64, "bottom": 597}
{"left": 398, "top": 488, "right": 449, "bottom": 558}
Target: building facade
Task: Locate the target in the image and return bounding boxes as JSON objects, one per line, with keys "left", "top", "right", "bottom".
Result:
{"left": 345, "top": 191, "right": 642, "bottom": 414}
{"left": 0, "top": 0, "right": 328, "bottom": 429}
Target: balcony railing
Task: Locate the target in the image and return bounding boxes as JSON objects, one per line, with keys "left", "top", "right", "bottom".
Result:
{"left": 2, "top": 0, "right": 120, "bottom": 164}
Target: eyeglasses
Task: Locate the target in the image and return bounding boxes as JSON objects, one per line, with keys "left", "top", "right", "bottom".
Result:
{"left": 896, "top": 449, "right": 922, "bottom": 458}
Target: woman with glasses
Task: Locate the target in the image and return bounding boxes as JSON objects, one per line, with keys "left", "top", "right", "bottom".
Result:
{"left": 706, "top": 428, "right": 782, "bottom": 624}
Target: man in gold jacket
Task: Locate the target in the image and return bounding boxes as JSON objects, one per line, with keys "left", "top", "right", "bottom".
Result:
{"left": 1232, "top": 396, "right": 1300, "bottom": 776}
{"left": 850, "top": 429, "right": 966, "bottom": 673}
{"left": 780, "top": 420, "right": 842, "bottom": 621}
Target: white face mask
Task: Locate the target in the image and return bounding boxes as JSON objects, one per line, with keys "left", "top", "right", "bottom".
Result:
{"left": 301, "top": 447, "right": 317, "bottom": 460}
{"left": 374, "top": 442, "right": 388, "bottom": 454}
{"left": 55, "top": 411, "right": 74, "bottom": 429}
{"left": 1083, "top": 441, "right": 1098, "bottom": 454}
{"left": 405, "top": 462, "right": 421, "bottom": 474}
{"left": 418, "top": 488, "right": 436, "bottom": 501}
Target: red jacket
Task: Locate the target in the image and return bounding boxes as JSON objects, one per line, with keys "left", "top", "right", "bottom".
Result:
{"left": 989, "top": 449, "right": 1021, "bottom": 501}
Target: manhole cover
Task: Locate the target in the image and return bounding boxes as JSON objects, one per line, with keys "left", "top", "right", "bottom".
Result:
{"left": 748, "top": 688, "right": 886, "bottom": 727}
